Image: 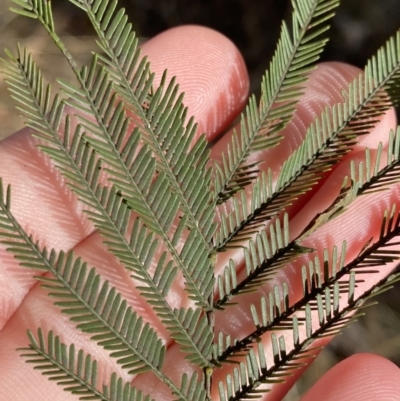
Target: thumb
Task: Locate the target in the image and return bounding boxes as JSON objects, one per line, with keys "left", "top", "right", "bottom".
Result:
{"left": 301, "top": 353, "right": 400, "bottom": 401}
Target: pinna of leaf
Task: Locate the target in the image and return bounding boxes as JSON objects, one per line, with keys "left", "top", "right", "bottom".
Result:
{"left": 0, "top": 0, "right": 400, "bottom": 400}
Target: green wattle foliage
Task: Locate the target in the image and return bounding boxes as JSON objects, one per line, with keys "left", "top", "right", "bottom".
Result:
{"left": 1, "top": 0, "right": 400, "bottom": 400}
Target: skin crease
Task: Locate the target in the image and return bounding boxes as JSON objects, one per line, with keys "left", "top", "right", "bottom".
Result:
{"left": 0, "top": 25, "right": 400, "bottom": 400}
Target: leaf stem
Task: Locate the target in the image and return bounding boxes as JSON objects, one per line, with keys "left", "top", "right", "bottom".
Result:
{"left": 218, "top": 209, "right": 400, "bottom": 363}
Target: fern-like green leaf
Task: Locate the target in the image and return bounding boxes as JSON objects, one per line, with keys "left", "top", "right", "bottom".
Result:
{"left": 215, "top": 214, "right": 313, "bottom": 309}
{"left": 0, "top": 45, "right": 214, "bottom": 368}
{"left": 219, "top": 29, "right": 400, "bottom": 249}
{"left": 214, "top": 0, "right": 340, "bottom": 203}
{"left": 69, "top": 0, "right": 216, "bottom": 255}
{"left": 3, "top": 1, "right": 400, "bottom": 400}
{"left": 60, "top": 56, "right": 213, "bottom": 308}
{"left": 0, "top": 182, "right": 207, "bottom": 398}
{"left": 219, "top": 203, "right": 400, "bottom": 365}
{"left": 20, "top": 329, "right": 155, "bottom": 401}
{"left": 297, "top": 125, "right": 400, "bottom": 240}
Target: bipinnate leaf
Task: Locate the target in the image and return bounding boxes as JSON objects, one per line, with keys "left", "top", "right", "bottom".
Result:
{"left": 1, "top": 45, "right": 212, "bottom": 368}
{"left": 2, "top": 0, "right": 400, "bottom": 400}
{"left": 60, "top": 56, "right": 213, "bottom": 308}
{"left": 0, "top": 181, "right": 201, "bottom": 397}
{"left": 217, "top": 28, "right": 400, "bottom": 251}
{"left": 214, "top": 0, "right": 340, "bottom": 203}
{"left": 20, "top": 329, "right": 155, "bottom": 401}
{"left": 219, "top": 205, "right": 400, "bottom": 368}
{"left": 70, "top": 0, "right": 216, "bottom": 256}
{"left": 215, "top": 214, "right": 312, "bottom": 308}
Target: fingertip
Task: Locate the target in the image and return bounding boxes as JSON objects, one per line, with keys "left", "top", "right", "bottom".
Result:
{"left": 294, "top": 62, "right": 362, "bottom": 133}
{"left": 140, "top": 25, "right": 249, "bottom": 141}
{"left": 299, "top": 61, "right": 397, "bottom": 150}
{"left": 357, "top": 105, "right": 397, "bottom": 150}
{"left": 301, "top": 353, "right": 400, "bottom": 401}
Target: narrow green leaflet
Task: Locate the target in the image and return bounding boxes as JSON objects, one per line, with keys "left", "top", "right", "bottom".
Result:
{"left": 297, "top": 126, "right": 400, "bottom": 241}
{"left": 0, "top": 180, "right": 202, "bottom": 399}
{"left": 1, "top": 44, "right": 213, "bottom": 369}
{"left": 214, "top": 214, "right": 312, "bottom": 309}
{"left": 214, "top": 0, "right": 340, "bottom": 203}
{"left": 217, "top": 29, "right": 400, "bottom": 250}
{"left": 219, "top": 203, "right": 400, "bottom": 363}
{"left": 69, "top": 0, "right": 216, "bottom": 253}
{"left": 20, "top": 329, "right": 154, "bottom": 401}
{"left": 62, "top": 58, "right": 213, "bottom": 308}
{"left": 179, "top": 372, "right": 207, "bottom": 401}
{"left": 9, "top": 0, "right": 214, "bottom": 308}
{"left": 218, "top": 206, "right": 400, "bottom": 399}
{"left": 350, "top": 127, "right": 400, "bottom": 195}
{"left": 4, "top": 0, "right": 400, "bottom": 400}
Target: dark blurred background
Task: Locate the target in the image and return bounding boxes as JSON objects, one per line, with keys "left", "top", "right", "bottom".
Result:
{"left": 1, "top": 0, "right": 400, "bottom": 399}
{"left": 1, "top": 0, "right": 400, "bottom": 130}
{"left": 24, "top": 0, "right": 400, "bottom": 89}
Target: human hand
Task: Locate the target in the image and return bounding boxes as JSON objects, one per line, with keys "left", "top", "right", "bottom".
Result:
{"left": 0, "top": 25, "right": 400, "bottom": 401}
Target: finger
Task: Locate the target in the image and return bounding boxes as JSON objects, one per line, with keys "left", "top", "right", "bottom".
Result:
{"left": 0, "top": 25, "right": 249, "bottom": 329}
{"left": 301, "top": 353, "right": 400, "bottom": 401}
{"left": 140, "top": 25, "right": 249, "bottom": 140}
{"left": 0, "top": 132, "right": 92, "bottom": 329}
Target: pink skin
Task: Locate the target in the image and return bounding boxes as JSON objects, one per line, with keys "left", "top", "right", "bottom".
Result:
{"left": 0, "top": 25, "right": 399, "bottom": 400}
